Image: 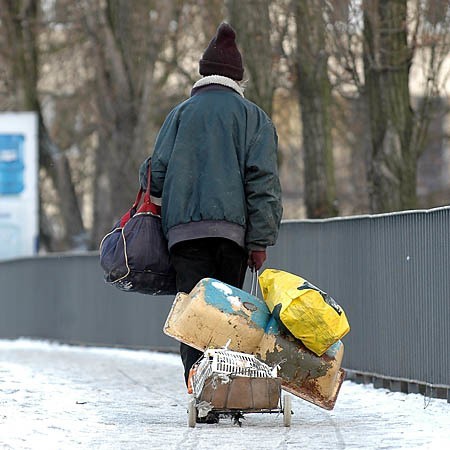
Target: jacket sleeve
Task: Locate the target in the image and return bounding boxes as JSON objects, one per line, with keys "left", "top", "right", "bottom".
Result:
{"left": 244, "top": 121, "right": 283, "bottom": 250}
{"left": 139, "top": 109, "right": 179, "bottom": 197}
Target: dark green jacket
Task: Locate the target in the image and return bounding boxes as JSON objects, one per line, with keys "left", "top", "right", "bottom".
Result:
{"left": 140, "top": 84, "right": 282, "bottom": 251}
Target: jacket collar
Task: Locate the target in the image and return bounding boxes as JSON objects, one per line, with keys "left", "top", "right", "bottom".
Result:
{"left": 192, "top": 75, "right": 245, "bottom": 97}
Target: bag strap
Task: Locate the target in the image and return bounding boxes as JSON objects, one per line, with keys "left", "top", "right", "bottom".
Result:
{"left": 119, "top": 162, "right": 161, "bottom": 227}
{"left": 250, "top": 269, "right": 260, "bottom": 297}
{"left": 138, "top": 162, "right": 161, "bottom": 216}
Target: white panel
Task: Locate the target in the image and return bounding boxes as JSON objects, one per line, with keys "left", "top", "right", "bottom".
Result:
{"left": 0, "top": 112, "right": 39, "bottom": 260}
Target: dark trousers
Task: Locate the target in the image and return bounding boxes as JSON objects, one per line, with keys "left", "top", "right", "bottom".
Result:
{"left": 170, "top": 237, "right": 248, "bottom": 386}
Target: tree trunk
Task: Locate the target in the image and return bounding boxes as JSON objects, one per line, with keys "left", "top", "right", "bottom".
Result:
{"left": 39, "top": 119, "right": 87, "bottom": 248}
{"left": 363, "top": 0, "right": 416, "bottom": 212}
{"left": 294, "top": 0, "right": 338, "bottom": 218}
{"left": 226, "top": 0, "right": 274, "bottom": 116}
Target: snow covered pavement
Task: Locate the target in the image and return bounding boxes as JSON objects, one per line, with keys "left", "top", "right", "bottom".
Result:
{"left": 0, "top": 339, "right": 448, "bottom": 450}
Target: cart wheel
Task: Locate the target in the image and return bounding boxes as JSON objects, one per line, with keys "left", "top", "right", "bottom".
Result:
{"left": 188, "top": 398, "right": 197, "bottom": 428}
{"left": 283, "top": 394, "right": 292, "bottom": 427}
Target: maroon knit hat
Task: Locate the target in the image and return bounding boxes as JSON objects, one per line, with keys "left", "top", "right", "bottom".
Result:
{"left": 199, "top": 22, "right": 244, "bottom": 81}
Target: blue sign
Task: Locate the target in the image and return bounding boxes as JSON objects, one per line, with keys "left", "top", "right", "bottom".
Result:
{"left": 0, "top": 134, "right": 25, "bottom": 195}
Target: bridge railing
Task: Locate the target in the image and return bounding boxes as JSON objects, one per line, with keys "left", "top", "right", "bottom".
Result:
{"left": 1, "top": 206, "right": 449, "bottom": 400}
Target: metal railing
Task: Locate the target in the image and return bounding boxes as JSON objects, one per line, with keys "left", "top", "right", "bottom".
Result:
{"left": 268, "top": 206, "right": 450, "bottom": 399}
{"left": 1, "top": 206, "right": 449, "bottom": 398}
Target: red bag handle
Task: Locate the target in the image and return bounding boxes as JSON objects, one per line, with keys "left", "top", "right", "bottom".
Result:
{"left": 119, "top": 162, "right": 161, "bottom": 227}
{"left": 139, "top": 162, "right": 161, "bottom": 215}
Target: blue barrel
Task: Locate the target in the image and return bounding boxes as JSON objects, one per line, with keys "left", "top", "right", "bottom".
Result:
{"left": 201, "top": 278, "right": 271, "bottom": 331}
{"left": 0, "top": 134, "right": 25, "bottom": 195}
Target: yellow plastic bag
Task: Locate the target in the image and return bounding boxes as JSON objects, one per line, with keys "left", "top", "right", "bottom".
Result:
{"left": 259, "top": 269, "right": 350, "bottom": 356}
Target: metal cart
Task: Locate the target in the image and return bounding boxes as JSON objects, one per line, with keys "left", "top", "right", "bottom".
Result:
{"left": 187, "top": 348, "right": 292, "bottom": 427}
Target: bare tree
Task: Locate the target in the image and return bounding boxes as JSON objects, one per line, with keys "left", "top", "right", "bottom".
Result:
{"left": 3, "top": 0, "right": 447, "bottom": 252}
{"left": 0, "top": 0, "right": 86, "bottom": 250}
{"left": 79, "top": 0, "right": 176, "bottom": 247}
{"left": 226, "top": 0, "right": 275, "bottom": 116}
{"left": 329, "top": 0, "right": 450, "bottom": 213}
{"left": 363, "top": 0, "right": 417, "bottom": 211}
{"left": 293, "top": 0, "right": 338, "bottom": 218}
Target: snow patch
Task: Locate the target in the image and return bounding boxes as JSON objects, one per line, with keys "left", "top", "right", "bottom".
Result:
{"left": 0, "top": 339, "right": 449, "bottom": 449}
{"left": 211, "top": 281, "right": 233, "bottom": 295}
{"left": 227, "top": 295, "right": 242, "bottom": 309}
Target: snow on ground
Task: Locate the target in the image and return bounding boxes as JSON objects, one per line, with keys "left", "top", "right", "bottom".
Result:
{"left": 0, "top": 339, "right": 448, "bottom": 450}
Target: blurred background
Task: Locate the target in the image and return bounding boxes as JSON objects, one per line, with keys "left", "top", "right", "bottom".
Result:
{"left": 0, "top": 0, "right": 449, "bottom": 257}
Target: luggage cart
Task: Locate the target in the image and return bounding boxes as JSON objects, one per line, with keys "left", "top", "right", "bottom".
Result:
{"left": 187, "top": 348, "right": 292, "bottom": 427}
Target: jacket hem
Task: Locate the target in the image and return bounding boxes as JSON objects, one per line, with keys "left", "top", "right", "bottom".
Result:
{"left": 167, "top": 221, "right": 246, "bottom": 250}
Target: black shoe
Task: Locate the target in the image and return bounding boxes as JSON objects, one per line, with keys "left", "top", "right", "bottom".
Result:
{"left": 196, "top": 412, "right": 219, "bottom": 424}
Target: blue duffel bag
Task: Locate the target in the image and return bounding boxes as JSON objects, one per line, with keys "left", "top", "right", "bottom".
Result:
{"left": 99, "top": 166, "right": 176, "bottom": 295}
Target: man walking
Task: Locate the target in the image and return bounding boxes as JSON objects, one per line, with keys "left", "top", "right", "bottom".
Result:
{"left": 139, "top": 22, "right": 282, "bottom": 420}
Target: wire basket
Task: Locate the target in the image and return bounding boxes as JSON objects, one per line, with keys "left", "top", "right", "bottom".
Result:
{"left": 192, "top": 349, "right": 275, "bottom": 398}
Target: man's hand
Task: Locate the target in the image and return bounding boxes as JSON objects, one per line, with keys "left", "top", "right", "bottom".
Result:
{"left": 247, "top": 250, "right": 266, "bottom": 271}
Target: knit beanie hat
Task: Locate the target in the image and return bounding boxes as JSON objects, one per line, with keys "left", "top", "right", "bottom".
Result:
{"left": 199, "top": 22, "right": 244, "bottom": 81}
